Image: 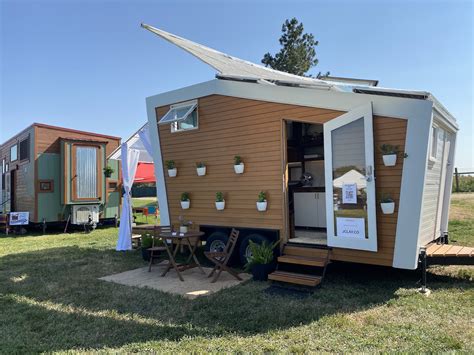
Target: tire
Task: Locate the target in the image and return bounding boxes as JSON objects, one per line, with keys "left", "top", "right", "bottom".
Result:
{"left": 238, "top": 233, "right": 269, "bottom": 265}
{"left": 205, "top": 231, "right": 229, "bottom": 253}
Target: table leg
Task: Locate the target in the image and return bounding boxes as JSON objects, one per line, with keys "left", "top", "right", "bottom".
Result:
{"left": 162, "top": 238, "right": 184, "bottom": 281}
{"left": 185, "top": 237, "right": 205, "bottom": 274}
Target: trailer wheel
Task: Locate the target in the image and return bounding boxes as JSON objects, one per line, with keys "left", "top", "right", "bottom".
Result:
{"left": 205, "top": 231, "right": 228, "bottom": 253}
{"left": 238, "top": 233, "right": 269, "bottom": 265}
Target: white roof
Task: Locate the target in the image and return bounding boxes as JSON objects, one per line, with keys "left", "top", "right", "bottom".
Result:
{"left": 333, "top": 170, "right": 367, "bottom": 189}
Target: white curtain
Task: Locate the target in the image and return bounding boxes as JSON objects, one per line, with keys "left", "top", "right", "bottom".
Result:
{"left": 138, "top": 124, "right": 153, "bottom": 157}
{"left": 116, "top": 143, "right": 140, "bottom": 251}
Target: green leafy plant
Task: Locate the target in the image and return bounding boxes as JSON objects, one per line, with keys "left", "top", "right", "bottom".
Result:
{"left": 141, "top": 233, "right": 154, "bottom": 249}
{"left": 380, "top": 194, "right": 394, "bottom": 203}
{"left": 103, "top": 165, "right": 114, "bottom": 178}
{"left": 215, "top": 192, "right": 224, "bottom": 202}
{"left": 234, "top": 155, "right": 243, "bottom": 165}
{"left": 258, "top": 191, "right": 266, "bottom": 202}
{"left": 244, "top": 240, "right": 280, "bottom": 271}
{"left": 181, "top": 192, "right": 190, "bottom": 201}
{"left": 196, "top": 162, "right": 206, "bottom": 168}
{"left": 166, "top": 160, "right": 175, "bottom": 169}
{"left": 379, "top": 144, "right": 399, "bottom": 155}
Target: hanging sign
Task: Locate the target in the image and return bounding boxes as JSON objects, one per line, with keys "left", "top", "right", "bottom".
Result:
{"left": 342, "top": 183, "right": 357, "bottom": 204}
{"left": 336, "top": 217, "right": 365, "bottom": 239}
{"left": 9, "top": 212, "right": 29, "bottom": 226}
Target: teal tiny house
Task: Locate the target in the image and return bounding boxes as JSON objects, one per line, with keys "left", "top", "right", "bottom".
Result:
{"left": 0, "top": 123, "right": 121, "bottom": 226}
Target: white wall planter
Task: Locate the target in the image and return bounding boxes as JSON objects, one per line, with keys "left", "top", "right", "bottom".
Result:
{"left": 215, "top": 201, "right": 225, "bottom": 210}
{"left": 168, "top": 168, "right": 177, "bottom": 177}
{"left": 380, "top": 202, "right": 395, "bottom": 214}
{"left": 196, "top": 167, "right": 207, "bottom": 176}
{"left": 234, "top": 163, "right": 245, "bottom": 174}
{"left": 382, "top": 154, "right": 397, "bottom": 167}
{"left": 256, "top": 201, "right": 267, "bottom": 212}
{"left": 179, "top": 226, "right": 188, "bottom": 233}
{"left": 180, "top": 200, "right": 190, "bottom": 210}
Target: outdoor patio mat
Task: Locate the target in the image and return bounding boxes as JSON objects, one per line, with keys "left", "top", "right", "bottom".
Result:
{"left": 99, "top": 261, "right": 251, "bottom": 299}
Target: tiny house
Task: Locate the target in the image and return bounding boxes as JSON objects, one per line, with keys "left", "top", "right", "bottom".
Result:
{"left": 142, "top": 25, "right": 459, "bottom": 279}
{"left": 0, "top": 123, "right": 121, "bottom": 227}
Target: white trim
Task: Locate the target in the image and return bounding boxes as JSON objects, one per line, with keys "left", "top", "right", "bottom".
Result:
{"left": 146, "top": 97, "right": 170, "bottom": 226}
{"left": 439, "top": 133, "right": 456, "bottom": 235}
{"left": 324, "top": 103, "right": 377, "bottom": 252}
{"left": 429, "top": 125, "right": 439, "bottom": 162}
{"left": 392, "top": 104, "right": 433, "bottom": 269}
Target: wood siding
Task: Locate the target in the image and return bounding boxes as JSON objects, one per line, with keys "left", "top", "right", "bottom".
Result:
{"left": 156, "top": 95, "right": 407, "bottom": 267}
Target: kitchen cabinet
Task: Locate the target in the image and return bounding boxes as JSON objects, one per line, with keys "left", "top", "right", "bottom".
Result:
{"left": 294, "top": 192, "right": 326, "bottom": 228}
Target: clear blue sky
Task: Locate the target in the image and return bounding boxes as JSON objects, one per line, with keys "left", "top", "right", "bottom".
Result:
{"left": 1, "top": 0, "right": 472, "bottom": 168}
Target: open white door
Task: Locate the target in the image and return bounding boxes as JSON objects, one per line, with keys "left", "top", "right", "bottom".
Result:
{"left": 324, "top": 103, "right": 377, "bottom": 252}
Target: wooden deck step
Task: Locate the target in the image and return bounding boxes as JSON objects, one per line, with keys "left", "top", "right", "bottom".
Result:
{"left": 268, "top": 270, "right": 322, "bottom": 287}
{"left": 277, "top": 255, "right": 327, "bottom": 267}
{"left": 283, "top": 245, "right": 330, "bottom": 259}
{"left": 426, "top": 243, "right": 474, "bottom": 257}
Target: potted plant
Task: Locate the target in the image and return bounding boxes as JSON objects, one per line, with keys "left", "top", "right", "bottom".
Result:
{"left": 103, "top": 165, "right": 114, "bottom": 178}
{"left": 215, "top": 191, "right": 225, "bottom": 210}
{"left": 244, "top": 240, "right": 279, "bottom": 281}
{"left": 166, "top": 160, "right": 177, "bottom": 177}
{"left": 234, "top": 155, "right": 245, "bottom": 174}
{"left": 380, "top": 144, "right": 399, "bottom": 166}
{"left": 180, "top": 192, "right": 190, "bottom": 209}
{"left": 178, "top": 215, "right": 192, "bottom": 233}
{"left": 196, "top": 162, "right": 207, "bottom": 176}
{"left": 141, "top": 233, "right": 153, "bottom": 261}
{"left": 380, "top": 194, "right": 395, "bottom": 214}
{"left": 256, "top": 191, "right": 267, "bottom": 211}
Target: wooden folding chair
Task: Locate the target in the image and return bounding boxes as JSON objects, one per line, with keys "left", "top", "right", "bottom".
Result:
{"left": 204, "top": 228, "right": 242, "bottom": 283}
{"left": 148, "top": 225, "right": 171, "bottom": 272}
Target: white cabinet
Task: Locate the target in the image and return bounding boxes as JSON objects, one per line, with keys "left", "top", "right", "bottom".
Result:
{"left": 294, "top": 192, "right": 326, "bottom": 228}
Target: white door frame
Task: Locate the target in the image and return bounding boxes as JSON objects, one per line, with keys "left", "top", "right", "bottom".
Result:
{"left": 324, "top": 103, "right": 378, "bottom": 252}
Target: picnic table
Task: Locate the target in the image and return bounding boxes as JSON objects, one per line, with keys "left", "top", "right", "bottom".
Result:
{"left": 159, "top": 231, "right": 205, "bottom": 281}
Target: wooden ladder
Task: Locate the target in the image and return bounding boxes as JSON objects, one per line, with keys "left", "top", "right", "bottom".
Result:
{"left": 268, "top": 244, "right": 331, "bottom": 287}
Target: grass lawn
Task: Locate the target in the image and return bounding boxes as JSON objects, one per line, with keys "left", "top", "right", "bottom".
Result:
{"left": 131, "top": 197, "right": 160, "bottom": 225}
{"left": 0, "top": 195, "right": 473, "bottom": 352}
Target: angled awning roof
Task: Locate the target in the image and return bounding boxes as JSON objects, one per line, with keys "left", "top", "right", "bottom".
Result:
{"left": 141, "top": 23, "right": 333, "bottom": 89}
{"left": 109, "top": 123, "right": 153, "bottom": 163}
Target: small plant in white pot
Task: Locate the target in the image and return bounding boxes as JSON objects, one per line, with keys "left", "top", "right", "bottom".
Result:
{"left": 380, "top": 144, "right": 399, "bottom": 167}
{"left": 196, "top": 162, "right": 207, "bottom": 176}
{"left": 215, "top": 191, "right": 225, "bottom": 210}
{"left": 178, "top": 215, "right": 192, "bottom": 234}
{"left": 234, "top": 155, "right": 245, "bottom": 174}
{"left": 256, "top": 191, "right": 267, "bottom": 212}
{"left": 380, "top": 194, "right": 395, "bottom": 214}
{"left": 180, "top": 192, "right": 190, "bottom": 210}
{"left": 166, "top": 160, "right": 177, "bottom": 177}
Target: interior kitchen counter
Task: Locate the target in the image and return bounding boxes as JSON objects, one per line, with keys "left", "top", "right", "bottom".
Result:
{"left": 292, "top": 187, "right": 325, "bottom": 192}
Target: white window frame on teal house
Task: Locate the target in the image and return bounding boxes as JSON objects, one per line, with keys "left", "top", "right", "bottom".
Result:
{"left": 158, "top": 100, "right": 198, "bottom": 133}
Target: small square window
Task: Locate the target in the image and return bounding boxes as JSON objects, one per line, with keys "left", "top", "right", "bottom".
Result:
{"left": 430, "top": 126, "right": 438, "bottom": 161}
{"left": 108, "top": 181, "right": 118, "bottom": 190}
{"left": 10, "top": 144, "right": 18, "bottom": 162}
{"left": 19, "top": 137, "right": 30, "bottom": 161}
{"left": 39, "top": 180, "right": 54, "bottom": 192}
{"left": 171, "top": 109, "right": 198, "bottom": 132}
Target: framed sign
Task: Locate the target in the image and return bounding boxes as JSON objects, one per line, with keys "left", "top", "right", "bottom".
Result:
{"left": 336, "top": 217, "right": 365, "bottom": 239}
{"left": 39, "top": 180, "right": 54, "bottom": 192}
{"left": 10, "top": 212, "right": 29, "bottom": 226}
{"left": 342, "top": 183, "right": 357, "bottom": 204}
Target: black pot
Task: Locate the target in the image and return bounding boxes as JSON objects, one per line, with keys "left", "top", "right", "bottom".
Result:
{"left": 251, "top": 262, "right": 276, "bottom": 281}
{"left": 141, "top": 247, "right": 152, "bottom": 261}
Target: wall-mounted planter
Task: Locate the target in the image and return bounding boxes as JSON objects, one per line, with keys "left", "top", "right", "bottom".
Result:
{"left": 168, "top": 168, "right": 177, "bottom": 177}
{"left": 382, "top": 154, "right": 397, "bottom": 167}
{"left": 380, "top": 202, "right": 395, "bottom": 214}
{"left": 180, "top": 200, "right": 190, "bottom": 210}
{"left": 196, "top": 167, "right": 206, "bottom": 176}
{"left": 215, "top": 201, "right": 225, "bottom": 210}
{"left": 234, "top": 163, "right": 245, "bottom": 174}
{"left": 256, "top": 201, "right": 267, "bottom": 212}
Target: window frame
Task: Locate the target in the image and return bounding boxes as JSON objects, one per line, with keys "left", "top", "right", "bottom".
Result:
{"left": 19, "top": 136, "right": 30, "bottom": 162}
{"left": 171, "top": 108, "right": 199, "bottom": 133}
{"left": 158, "top": 100, "right": 199, "bottom": 133}
{"left": 10, "top": 144, "right": 18, "bottom": 162}
{"left": 71, "top": 143, "right": 102, "bottom": 201}
{"left": 429, "top": 125, "right": 439, "bottom": 162}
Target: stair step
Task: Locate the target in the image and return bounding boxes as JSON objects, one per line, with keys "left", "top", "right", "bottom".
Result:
{"left": 268, "top": 271, "right": 322, "bottom": 287}
{"left": 278, "top": 255, "right": 327, "bottom": 267}
{"left": 284, "top": 245, "right": 330, "bottom": 259}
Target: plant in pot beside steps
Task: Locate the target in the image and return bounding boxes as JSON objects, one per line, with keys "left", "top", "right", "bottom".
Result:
{"left": 215, "top": 192, "right": 225, "bottom": 210}
{"left": 141, "top": 233, "right": 153, "bottom": 261}
{"left": 234, "top": 155, "right": 245, "bottom": 174}
{"left": 178, "top": 215, "right": 192, "bottom": 233}
{"left": 256, "top": 191, "right": 267, "bottom": 211}
{"left": 244, "top": 240, "right": 279, "bottom": 281}
{"left": 166, "top": 160, "right": 177, "bottom": 177}
{"left": 196, "top": 162, "right": 207, "bottom": 176}
{"left": 180, "top": 192, "right": 190, "bottom": 210}
{"left": 380, "top": 144, "right": 399, "bottom": 166}
{"left": 380, "top": 194, "right": 395, "bottom": 214}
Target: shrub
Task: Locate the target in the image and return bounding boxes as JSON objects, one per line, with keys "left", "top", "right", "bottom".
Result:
{"left": 215, "top": 192, "right": 224, "bottom": 202}
{"left": 258, "top": 191, "right": 266, "bottom": 202}
{"left": 181, "top": 192, "right": 190, "bottom": 201}
{"left": 244, "top": 240, "right": 280, "bottom": 271}
{"left": 166, "top": 160, "right": 175, "bottom": 169}
{"left": 379, "top": 144, "right": 399, "bottom": 155}
{"left": 234, "top": 155, "right": 242, "bottom": 165}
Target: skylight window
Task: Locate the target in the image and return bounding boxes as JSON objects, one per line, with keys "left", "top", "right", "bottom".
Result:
{"left": 159, "top": 100, "right": 198, "bottom": 127}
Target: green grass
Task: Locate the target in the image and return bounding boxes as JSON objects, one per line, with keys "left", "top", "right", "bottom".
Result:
{"left": 131, "top": 197, "right": 159, "bottom": 225}
{"left": 0, "top": 196, "right": 472, "bottom": 352}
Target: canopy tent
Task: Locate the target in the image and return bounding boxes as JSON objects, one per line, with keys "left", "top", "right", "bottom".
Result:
{"left": 333, "top": 169, "right": 367, "bottom": 189}
{"left": 112, "top": 123, "right": 157, "bottom": 251}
